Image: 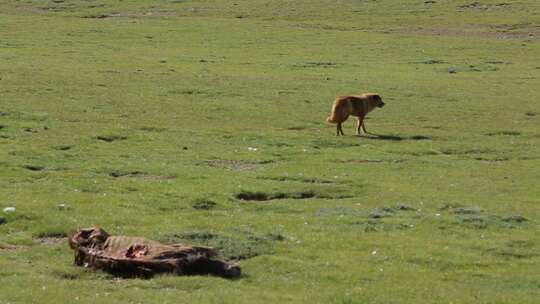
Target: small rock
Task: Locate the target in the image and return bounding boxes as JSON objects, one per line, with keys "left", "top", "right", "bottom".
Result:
{"left": 3, "top": 207, "right": 15, "bottom": 213}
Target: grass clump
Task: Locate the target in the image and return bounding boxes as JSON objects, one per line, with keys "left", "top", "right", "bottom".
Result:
{"left": 192, "top": 198, "right": 217, "bottom": 210}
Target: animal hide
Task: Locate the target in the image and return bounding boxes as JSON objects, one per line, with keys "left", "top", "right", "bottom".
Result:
{"left": 69, "top": 227, "right": 241, "bottom": 279}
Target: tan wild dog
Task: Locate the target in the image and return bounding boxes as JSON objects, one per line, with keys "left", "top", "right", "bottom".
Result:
{"left": 326, "top": 93, "right": 385, "bottom": 136}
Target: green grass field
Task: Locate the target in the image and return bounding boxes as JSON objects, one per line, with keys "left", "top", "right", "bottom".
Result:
{"left": 1, "top": 0, "right": 539, "bottom": 303}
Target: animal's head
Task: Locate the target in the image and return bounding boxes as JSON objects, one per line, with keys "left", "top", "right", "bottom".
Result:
{"left": 68, "top": 227, "right": 109, "bottom": 249}
{"left": 371, "top": 94, "right": 385, "bottom": 108}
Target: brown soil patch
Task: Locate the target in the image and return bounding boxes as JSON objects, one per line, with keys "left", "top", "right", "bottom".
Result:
{"left": 37, "top": 237, "right": 66, "bottom": 246}
{"left": 0, "top": 244, "right": 21, "bottom": 251}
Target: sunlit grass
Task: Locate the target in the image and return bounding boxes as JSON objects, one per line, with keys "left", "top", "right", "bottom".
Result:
{"left": 1, "top": 0, "right": 539, "bottom": 303}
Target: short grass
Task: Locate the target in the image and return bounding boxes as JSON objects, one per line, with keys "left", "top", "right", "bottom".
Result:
{"left": 1, "top": 0, "right": 539, "bottom": 303}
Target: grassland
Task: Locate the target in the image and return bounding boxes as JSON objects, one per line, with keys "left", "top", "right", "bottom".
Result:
{"left": 1, "top": 0, "right": 539, "bottom": 303}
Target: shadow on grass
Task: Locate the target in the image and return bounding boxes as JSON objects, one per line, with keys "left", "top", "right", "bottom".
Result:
{"left": 359, "top": 133, "right": 432, "bottom": 141}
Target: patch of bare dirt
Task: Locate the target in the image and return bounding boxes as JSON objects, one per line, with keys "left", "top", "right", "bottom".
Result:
{"left": 36, "top": 237, "right": 66, "bottom": 246}
{"left": 337, "top": 159, "right": 383, "bottom": 164}
{"left": 395, "top": 26, "right": 538, "bottom": 41}
{"left": 335, "top": 159, "right": 405, "bottom": 164}
{"left": 110, "top": 171, "right": 176, "bottom": 180}
{"left": 81, "top": 13, "right": 121, "bottom": 19}
{"left": 204, "top": 159, "right": 272, "bottom": 171}
{"left": 13, "top": 2, "right": 179, "bottom": 19}
{"left": 96, "top": 135, "right": 127, "bottom": 142}
{"left": 80, "top": 11, "right": 179, "bottom": 18}
{"left": 0, "top": 244, "right": 21, "bottom": 251}
{"left": 257, "top": 176, "right": 336, "bottom": 184}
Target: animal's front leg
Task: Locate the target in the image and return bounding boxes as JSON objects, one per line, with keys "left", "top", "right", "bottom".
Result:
{"left": 358, "top": 114, "right": 368, "bottom": 134}
{"left": 337, "top": 122, "right": 344, "bottom": 136}
{"left": 356, "top": 117, "right": 365, "bottom": 135}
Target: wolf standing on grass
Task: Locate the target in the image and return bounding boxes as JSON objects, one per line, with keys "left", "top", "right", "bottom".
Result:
{"left": 326, "top": 93, "right": 385, "bottom": 136}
